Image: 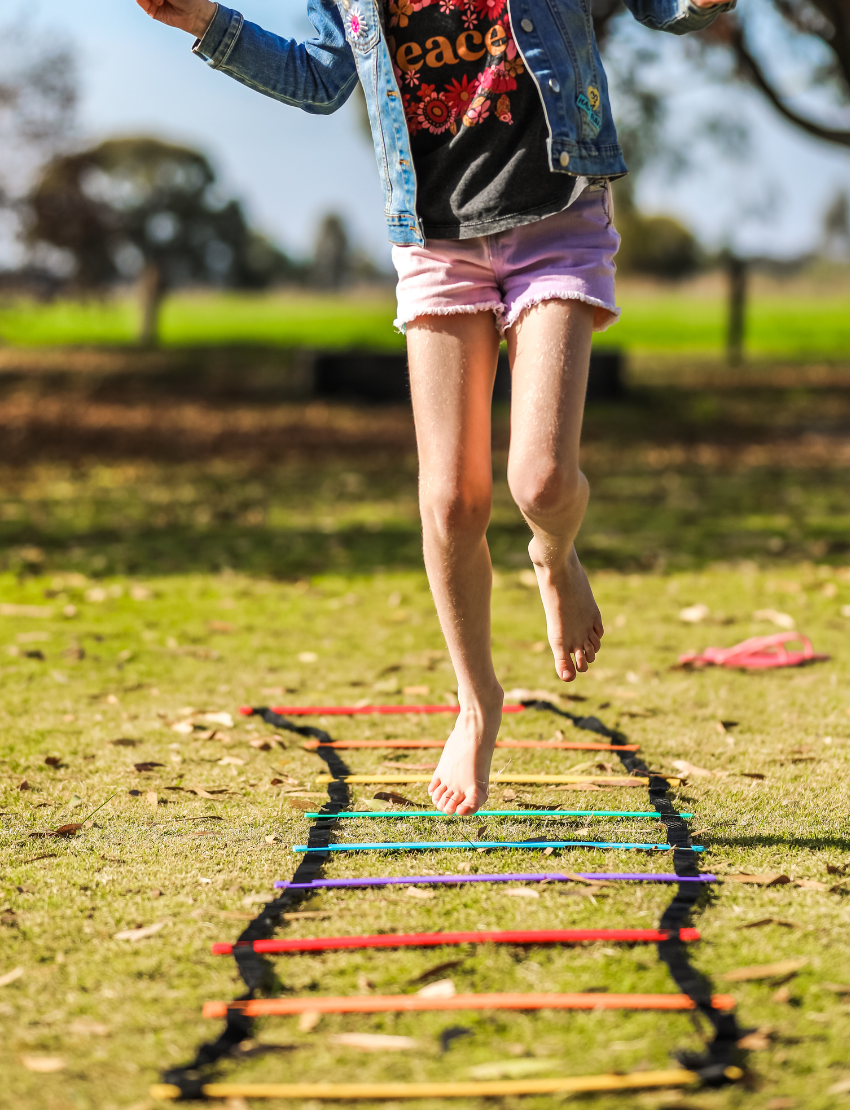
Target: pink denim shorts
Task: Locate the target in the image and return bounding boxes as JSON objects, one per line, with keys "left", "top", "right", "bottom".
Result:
{"left": 392, "top": 185, "right": 620, "bottom": 335}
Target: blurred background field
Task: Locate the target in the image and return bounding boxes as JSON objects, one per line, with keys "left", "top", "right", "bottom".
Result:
{"left": 0, "top": 268, "right": 849, "bottom": 362}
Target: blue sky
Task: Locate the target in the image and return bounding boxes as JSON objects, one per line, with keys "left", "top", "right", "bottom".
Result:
{"left": 13, "top": 0, "right": 850, "bottom": 266}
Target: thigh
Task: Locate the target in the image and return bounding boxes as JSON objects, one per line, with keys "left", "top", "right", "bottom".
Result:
{"left": 504, "top": 298, "right": 594, "bottom": 476}
{"left": 407, "top": 311, "right": 501, "bottom": 496}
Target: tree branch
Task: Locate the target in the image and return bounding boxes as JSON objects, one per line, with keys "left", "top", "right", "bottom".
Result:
{"left": 732, "top": 23, "right": 850, "bottom": 147}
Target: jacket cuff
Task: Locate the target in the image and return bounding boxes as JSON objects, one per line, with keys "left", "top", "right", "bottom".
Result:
{"left": 682, "top": 0, "right": 736, "bottom": 26}
{"left": 192, "top": 4, "right": 244, "bottom": 67}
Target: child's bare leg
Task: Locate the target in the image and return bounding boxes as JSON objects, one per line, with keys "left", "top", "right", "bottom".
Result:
{"left": 505, "top": 299, "right": 604, "bottom": 681}
{"left": 407, "top": 312, "right": 504, "bottom": 815}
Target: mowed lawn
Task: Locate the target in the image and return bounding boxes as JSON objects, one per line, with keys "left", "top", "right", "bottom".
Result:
{"left": 0, "top": 270, "right": 849, "bottom": 358}
{"left": 2, "top": 384, "right": 850, "bottom": 1109}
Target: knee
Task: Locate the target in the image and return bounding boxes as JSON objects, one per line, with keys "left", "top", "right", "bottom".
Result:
{"left": 421, "top": 483, "right": 492, "bottom": 543}
{"left": 508, "top": 463, "right": 588, "bottom": 521}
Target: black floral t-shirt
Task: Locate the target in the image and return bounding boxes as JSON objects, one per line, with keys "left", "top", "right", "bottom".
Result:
{"left": 386, "top": 0, "right": 580, "bottom": 239}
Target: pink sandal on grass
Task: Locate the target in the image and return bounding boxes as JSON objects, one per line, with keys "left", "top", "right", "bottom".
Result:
{"left": 678, "top": 631, "right": 830, "bottom": 671}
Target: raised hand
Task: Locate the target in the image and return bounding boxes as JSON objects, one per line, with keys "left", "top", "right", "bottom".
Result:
{"left": 135, "top": 0, "right": 217, "bottom": 38}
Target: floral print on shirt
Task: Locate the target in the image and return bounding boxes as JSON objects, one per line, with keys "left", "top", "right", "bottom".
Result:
{"left": 387, "top": 0, "right": 526, "bottom": 136}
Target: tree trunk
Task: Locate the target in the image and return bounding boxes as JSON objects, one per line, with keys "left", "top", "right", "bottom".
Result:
{"left": 726, "top": 255, "right": 748, "bottom": 367}
{"left": 138, "top": 262, "right": 165, "bottom": 348}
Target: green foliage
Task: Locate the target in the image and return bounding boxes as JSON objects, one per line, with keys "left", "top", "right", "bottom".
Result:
{"left": 615, "top": 210, "right": 702, "bottom": 278}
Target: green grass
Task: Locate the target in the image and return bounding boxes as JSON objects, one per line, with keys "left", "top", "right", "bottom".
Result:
{"left": 3, "top": 564, "right": 850, "bottom": 1110}
{"left": 1, "top": 278, "right": 849, "bottom": 357}
{"left": 2, "top": 386, "right": 850, "bottom": 1108}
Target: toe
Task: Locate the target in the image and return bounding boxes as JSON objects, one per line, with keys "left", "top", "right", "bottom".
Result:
{"left": 583, "top": 641, "right": 596, "bottom": 664}
{"left": 594, "top": 618, "right": 605, "bottom": 638}
{"left": 588, "top": 630, "right": 601, "bottom": 651}
{"left": 442, "top": 791, "right": 460, "bottom": 815}
{"left": 555, "top": 648, "right": 576, "bottom": 682}
{"left": 430, "top": 782, "right": 448, "bottom": 806}
{"left": 574, "top": 649, "right": 588, "bottom": 672}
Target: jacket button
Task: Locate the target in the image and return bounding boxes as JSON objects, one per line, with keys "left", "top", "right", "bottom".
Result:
{"left": 520, "top": 18, "right": 533, "bottom": 31}
{"left": 548, "top": 78, "right": 560, "bottom": 92}
{"left": 559, "top": 152, "right": 570, "bottom": 167}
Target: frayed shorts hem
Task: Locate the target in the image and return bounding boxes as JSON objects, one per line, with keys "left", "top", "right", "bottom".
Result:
{"left": 395, "top": 291, "right": 620, "bottom": 335}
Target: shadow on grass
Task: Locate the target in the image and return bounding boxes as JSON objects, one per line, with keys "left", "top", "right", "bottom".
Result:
{"left": 2, "top": 383, "right": 850, "bottom": 578}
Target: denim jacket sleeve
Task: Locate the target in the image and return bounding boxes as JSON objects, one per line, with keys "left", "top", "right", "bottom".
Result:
{"left": 620, "top": 0, "right": 735, "bottom": 35}
{"left": 192, "top": 2, "right": 359, "bottom": 115}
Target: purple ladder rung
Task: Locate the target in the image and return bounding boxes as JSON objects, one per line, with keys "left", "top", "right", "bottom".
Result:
{"left": 274, "top": 872, "right": 716, "bottom": 891}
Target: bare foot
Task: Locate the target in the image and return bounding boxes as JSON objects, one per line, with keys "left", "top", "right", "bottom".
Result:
{"left": 530, "top": 542, "right": 603, "bottom": 681}
{"left": 428, "top": 688, "right": 504, "bottom": 815}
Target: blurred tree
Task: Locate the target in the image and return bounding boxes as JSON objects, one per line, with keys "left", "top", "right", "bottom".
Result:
{"left": 592, "top": 0, "right": 850, "bottom": 150}
{"left": 0, "top": 22, "right": 77, "bottom": 272}
{"left": 614, "top": 199, "right": 703, "bottom": 277}
{"left": 28, "top": 137, "right": 299, "bottom": 345}
{"left": 312, "top": 213, "right": 351, "bottom": 290}
{"left": 822, "top": 190, "right": 850, "bottom": 258}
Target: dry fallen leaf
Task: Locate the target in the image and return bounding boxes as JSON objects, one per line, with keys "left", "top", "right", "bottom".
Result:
{"left": 114, "top": 921, "right": 167, "bottom": 942}
{"left": 298, "top": 1010, "right": 320, "bottom": 1032}
{"left": 44, "top": 756, "right": 62, "bottom": 767}
{"left": 406, "top": 887, "right": 435, "bottom": 900}
{"left": 373, "top": 790, "right": 418, "bottom": 808}
{"left": 218, "top": 756, "right": 245, "bottom": 766}
{"left": 402, "top": 685, "right": 430, "bottom": 696}
{"left": 282, "top": 911, "right": 330, "bottom": 921}
{"left": 753, "top": 608, "right": 796, "bottom": 629}
{"left": 724, "top": 874, "right": 791, "bottom": 887}
{"left": 328, "top": 1033, "right": 419, "bottom": 1052}
{"left": 671, "top": 759, "right": 722, "bottom": 779}
{"left": 409, "top": 959, "right": 464, "bottom": 985}
{"left": 146, "top": 791, "right": 158, "bottom": 808}
{"left": 111, "top": 738, "right": 139, "bottom": 747}
{"left": 416, "top": 978, "right": 456, "bottom": 999}
{"left": 795, "top": 879, "right": 828, "bottom": 890}
{"left": 739, "top": 918, "right": 800, "bottom": 930}
{"left": 67, "top": 1019, "right": 109, "bottom": 1036}
{"left": 249, "top": 738, "right": 274, "bottom": 751}
{"left": 271, "top": 774, "right": 300, "bottom": 786}
{"left": 134, "top": 762, "right": 165, "bottom": 772}
{"left": 679, "top": 603, "right": 710, "bottom": 623}
{"left": 505, "top": 887, "right": 540, "bottom": 899}
{"left": 829, "top": 1079, "right": 850, "bottom": 1096}
{"left": 242, "top": 894, "right": 275, "bottom": 907}
{"left": 0, "top": 968, "right": 23, "bottom": 987}
{"left": 765, "top": 1098, "right": 797, "bottom": 1110}
{"left": 772, "top": 986, "right": 792, "bottom": 1003}
{"left": 468, "top": 1059, "right": 555, "bottom": 1081}
{"left": 21, "top": 1056, "right": 66, "bottom": 1073}
{"left": 722, "top": 959, "right": 808, "bottom": 983}
{"left": 203, "top": 712, "right": 234, "bottom": 728}
{"left": 737, "top": 1027, "right": 774, "bottom": 1050}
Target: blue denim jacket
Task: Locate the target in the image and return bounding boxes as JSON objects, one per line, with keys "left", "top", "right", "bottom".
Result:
{"left": 195, "top": 0, "right": 732, "bottom": 246}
